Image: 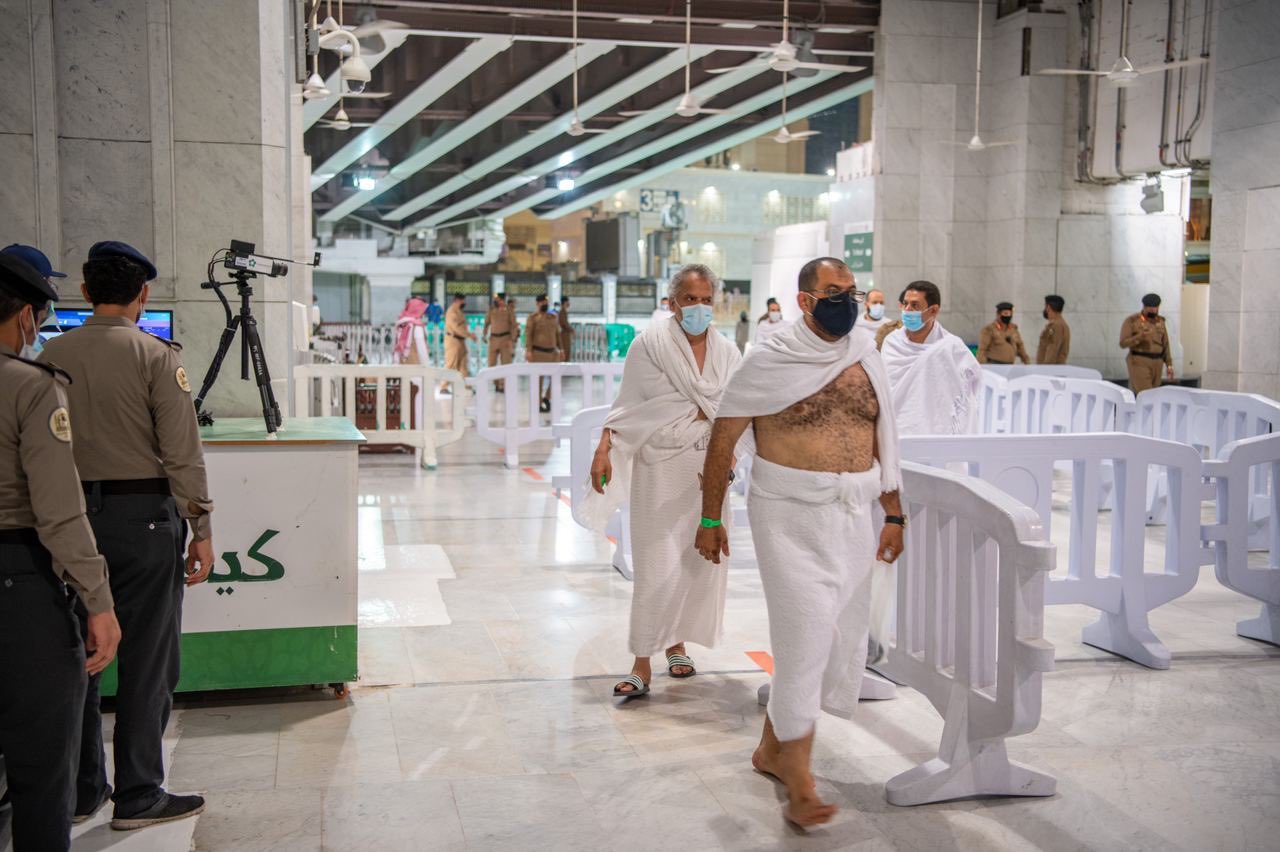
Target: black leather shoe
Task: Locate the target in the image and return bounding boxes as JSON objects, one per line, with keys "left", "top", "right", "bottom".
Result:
{"left": 111, "top": 793, "right": 205, "bottom": 831}
{"left": 73, "top": 785, "right": 113, "bottom": 824}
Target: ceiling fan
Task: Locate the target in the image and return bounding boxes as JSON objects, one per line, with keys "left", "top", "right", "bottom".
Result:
{"left": 1036, "top": 0, "right": 1206, "bottom": 87}
{"left": 708, "top": 0, "right": 865, "bottom": 76}
{"left": 942, "top": 0, "right": 1018, "bottom": 152}
{"left": 619, "top": 1, "right": 729, "bottom": 118}
{"left": 564, "top": 0, "right": 608, "bottom": 135}
{"left": 771, "top": 74, "right": 818, "bottom": 144}
{"left": 316, "top": 101, "right": 377, "bottom": 131}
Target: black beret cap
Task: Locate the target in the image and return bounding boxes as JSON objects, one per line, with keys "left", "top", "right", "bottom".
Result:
{"left": 87, "top": 240, "right": 158, "bottom": 281}
{"left": 0, "top": 253, "right": 58, "bottom": 304}
{"left": 996, "top": 301, "right": 1014, "bottom": 312}
{"left": 1141, "top": 293, "right": 1161, "bottom": 308}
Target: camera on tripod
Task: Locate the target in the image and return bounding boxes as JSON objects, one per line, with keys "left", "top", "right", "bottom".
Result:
{"left": 193, "top": 240, "right": 320, "bottom": 438}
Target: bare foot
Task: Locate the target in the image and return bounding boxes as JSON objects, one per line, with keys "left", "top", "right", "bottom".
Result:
{"left": 614, "top": 657, "right": 652, "bottom": 695}
{"left": 783, "top": 785, "right": 838, "bottom": 829}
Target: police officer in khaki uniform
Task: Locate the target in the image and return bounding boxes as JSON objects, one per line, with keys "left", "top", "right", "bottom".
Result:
{"left": 443, "top": 294, "right": 474, "bottom": 383}
{"left": 525, "top": 293, "right": 561, "bottom": 412}
{"left": 0, "top": 253, "right": 121, "bottom": 851}
{"left": 483, "top": 293, "right": 514, "bottom": 392}
{"left": 40, "top": 241, "right": 213, "bottom": 832}
{"left": 977, "top": 302, "right": 1030, "bottom": 365}
{"left": 558, "top": 296, "right": 574, "bottom": 361}
{"left": 1037, "top": 294, "right": 1071, "bottom": 364}
{"left": 1120, "top": 293, "right": 1174, "bottom": 393}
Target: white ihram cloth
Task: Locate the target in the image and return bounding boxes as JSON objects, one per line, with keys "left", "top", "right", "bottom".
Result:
{"left": 717, "top": 319, "right": 902, "bottom": 741}
{"left": 750, "top": 458, "right": 883, "bottom": 740}
{"left": 581, "top": 318, "right": 742, "bottom": 656}
{"left": 880, "top": 321, "right": 982, "bottom": 436}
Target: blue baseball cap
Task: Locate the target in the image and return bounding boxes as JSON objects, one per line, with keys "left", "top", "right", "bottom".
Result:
{"left": 2, "top": 244, "right": 66, "bottom": 278}
{"left": 87, "top": 240, "right": 157, "bottom": 281}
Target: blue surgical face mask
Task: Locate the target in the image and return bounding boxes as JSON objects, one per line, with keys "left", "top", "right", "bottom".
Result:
{"left": 20, "top": 306, "right": 46, "bottom": 359}
{"left": 901, "top": 310, "right": 925, "bottom": 332}
{"left": 868, "top": 303, "right": 885, "bottom": 321}
{"left": 679, "top": 303, "right": 714, "bottom": 336}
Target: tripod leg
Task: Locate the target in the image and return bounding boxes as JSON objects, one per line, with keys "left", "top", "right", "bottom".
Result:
{"left": 240, "top": 314, "right": 282, "bottom": 433}
{"left": 193, "top": 318, "right": 242, "bottom": 418}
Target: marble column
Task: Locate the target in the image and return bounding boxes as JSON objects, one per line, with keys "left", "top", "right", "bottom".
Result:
{"left": 1205, "top": 0, "right": 1280, "bottom": 397}
{"left": 0, "top": 0, "right": 310, "bottom": 417}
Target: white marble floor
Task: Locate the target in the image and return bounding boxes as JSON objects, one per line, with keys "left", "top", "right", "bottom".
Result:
{"left": 33, "top": 431, "right": 1280, "bottom": 851}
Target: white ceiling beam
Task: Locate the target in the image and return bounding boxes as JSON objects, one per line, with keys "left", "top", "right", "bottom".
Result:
{"left": 320, "top": 41, "right": 614, "bottom": 223}
{"left": 481, "top": 70, "right": 837, "bottom": 224}
{"left": 399, "top": 29, "right": 873, "bottom": 57}
{"left": 310, "top": 37, "right": 512, "bottom": 192}
{"left": 539, "top": 76, "right": 874, "bottom": 220}
{"left": 303, "top": 31, "right": 411, "bottom": 130}
{"left": 394, "top": 47, "right": 766, "bottom": 227}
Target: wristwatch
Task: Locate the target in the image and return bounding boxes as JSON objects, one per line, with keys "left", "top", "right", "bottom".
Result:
{"left": 884, "top": 515, "right": 906, "bottom": 527}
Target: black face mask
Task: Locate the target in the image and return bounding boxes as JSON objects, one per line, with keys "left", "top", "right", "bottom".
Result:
{"left": 1043, "top": 308, "right": 1049, "bottom": 320}
{"left": 1144, "top": 311, "right": 1158, "bottom": 321}
{"left": 539, "top": 304, "right": 549, "bottom": 313}
{"left": 999, "top": 314, "right": 1012, "bottom": 325}
{"left": 811, "top": 295, "right": 858, "bottom": 339}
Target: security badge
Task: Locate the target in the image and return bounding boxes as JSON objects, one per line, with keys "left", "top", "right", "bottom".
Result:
{"left": 176, "top": 366, "right": 191, "bottom": 393}
{"left": 49, "top": 406, "right": 72, "bottom": 443}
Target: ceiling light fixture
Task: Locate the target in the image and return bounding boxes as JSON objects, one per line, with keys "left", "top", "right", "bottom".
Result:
{"left": 558, "top": 177, "right": 576, "bottom": 191}
{"left": 619, "top": 1, "right": 732, "bottom": 119}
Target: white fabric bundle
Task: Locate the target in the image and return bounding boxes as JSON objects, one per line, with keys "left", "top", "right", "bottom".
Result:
{"left": 577, "top": 318, "right": 741, "bottom": 532}
{"left": 880, "top": 321, "right": 982, "bottom": 436}
{"left": 718, "top": 319, "right": 902, "bottom": 494}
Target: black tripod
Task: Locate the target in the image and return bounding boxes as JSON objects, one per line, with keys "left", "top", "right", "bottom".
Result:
{"left": 193, "top": 269, "right": 282, "bottom": 437}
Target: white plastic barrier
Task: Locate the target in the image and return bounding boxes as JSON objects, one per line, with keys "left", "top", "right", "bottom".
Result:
{"left": 978, "top": 370, "right": 1010, "bottom": 435}
{"left": 902, "top": 433, "right": 1204, "bottom": 669}
{"left": 879, "top": 461, "right": 1056, "bottom": 806}
{"left": 1005, "top": 376, "right": 1136, "bottom": 436}
{"left": 293, "top": 363, "right": 466, "bottom": 468}
{"left": 473, "top": 363, "right": 624, "bottom": 468}
{"left": 983, "top": 364, "right": 1103, "bottom": 381}
{"left": 1203, "top": 433, "right": 1280, "bottom": 644}
{"left": 555, "top": 405, "right": 634, "bottom": 578}
{"left": 1138, "top": 387, "right": 1280, "bottom": 535}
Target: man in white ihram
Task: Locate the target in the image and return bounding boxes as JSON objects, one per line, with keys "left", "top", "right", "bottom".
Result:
{"left": 696, "top": 257, "right": 904, "bottom": 827}
{"left": 879, "top": 279, "right": 981, "bottom": 436}
{"left": 587, "top": 264, "right": 746, "bottom": 697}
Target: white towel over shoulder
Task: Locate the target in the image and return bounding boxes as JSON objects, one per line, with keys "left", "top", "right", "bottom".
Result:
{"left": 880, "top": 321, "right": 982, "bottom": 436}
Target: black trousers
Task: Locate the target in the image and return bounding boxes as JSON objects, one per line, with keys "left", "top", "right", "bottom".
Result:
{"left": 76, "top": 491, "right": 185, "bottom": 818}
{"left": 0, "top": 534, "right": 86, "bottom": 852}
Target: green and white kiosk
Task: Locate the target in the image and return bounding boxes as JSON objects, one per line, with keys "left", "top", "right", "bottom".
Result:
{"left": 101, "top": 417, "right": 364, "bottom": 698}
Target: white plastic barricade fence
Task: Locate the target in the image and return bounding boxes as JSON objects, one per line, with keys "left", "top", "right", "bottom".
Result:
{"left": 473, "top": 363, "right": 624, "bottom": 468}
{"left": 293, "top": 364, "right": 466, "bottom": 468}
{"left": 1139, "top": 387, "right": 1280, "bottom": 542}
{"left": 878, "top": 461, "right": 1056, "bottom": 806}
{"left": 554, "top": 405, "right": 634, "bottom": 578}
{"left": 1203, "top": 433, "right": 1280, "bottom": 644}
{"left": 983, "top": 364, "right": 1103, "bottom": 381}
{"left": 978, "top": 370, "right": 1010, "bottom": 435}
{"left": 902, "top": 433, "right": 1204, "bottom": 669}
{"left": 1005, "top": 376, "right": 1136, "bottom": 436}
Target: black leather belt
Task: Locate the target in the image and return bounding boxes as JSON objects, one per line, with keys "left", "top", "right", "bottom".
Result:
{"left": 1131, "top": 351, "right": 1166, "bottom": 359}
{"left": 450, "top": 333, "right": 468, "bottom": 340}
{"left": 533, "top": 346, "right": 558, "bottom": 353}
{"left": 0, "top": 527, "right": 40, "bottom": 546}
{"left": 491, "top": 331, "right": 511, "bottom": 337}
{"left": 81, "top": 478, "right": 171, "bottom": 497}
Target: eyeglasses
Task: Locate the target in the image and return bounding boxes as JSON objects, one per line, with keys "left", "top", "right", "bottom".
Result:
{"left": 804, "top": 287, "right": 867, "bottom": 304}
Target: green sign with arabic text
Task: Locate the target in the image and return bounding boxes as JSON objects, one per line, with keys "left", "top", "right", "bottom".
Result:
{"left": 843, "top": 232, "right": 874, "bottom": 273}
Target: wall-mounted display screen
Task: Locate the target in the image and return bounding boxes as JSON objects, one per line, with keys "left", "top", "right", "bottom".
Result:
{"left": 41, "top": 309, "right": 175, "bottom": 341}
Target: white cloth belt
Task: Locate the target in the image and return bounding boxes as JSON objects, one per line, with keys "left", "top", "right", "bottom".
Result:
{"left": 749, "top": 457, "right": 883, "bottom": 510}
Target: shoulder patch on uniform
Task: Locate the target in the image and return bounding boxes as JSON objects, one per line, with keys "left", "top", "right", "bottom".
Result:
{"left": 49, "top": 406, "right": 72, "bottom": 442}
{"left": 175, "top": 366, "right": 192, "bottom": 393}
{"left": 146, "top": 332, "right": 183, "bottom": 350}
{"left": 2, "top": 354, "right": 72, "bottom": 384}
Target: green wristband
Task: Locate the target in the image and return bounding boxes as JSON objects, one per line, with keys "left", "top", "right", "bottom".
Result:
{"left": 700, "top": 517, "right": 722, "bottom": 528}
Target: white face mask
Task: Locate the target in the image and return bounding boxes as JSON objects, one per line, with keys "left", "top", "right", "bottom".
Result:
{"left": 868, "top": 303, "right": 885, "bottom": 321}
{"left": 768, "top": 310, "right": 782, "bottom": 323}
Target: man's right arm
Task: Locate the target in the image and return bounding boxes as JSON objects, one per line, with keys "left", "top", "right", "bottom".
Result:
{"left": 695, "top": 417, "right": 751, "bottom": 564}
{"left": 1119, "top": 316, "right": 1145, "bottom": 349}
{"left": 976, "top": 326, "right": 991, "bottom": 363}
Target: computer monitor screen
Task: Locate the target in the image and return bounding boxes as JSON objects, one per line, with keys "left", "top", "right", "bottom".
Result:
{"left": 41, "top": 309, "right": 175, "bottom": 341}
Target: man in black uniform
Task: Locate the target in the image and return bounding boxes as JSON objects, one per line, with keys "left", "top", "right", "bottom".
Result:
{"left": 0, "top": 253, "right": 121, "bottom": 850}
{"left": 42, "top": 242, "right": 215, "bottom": 832}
